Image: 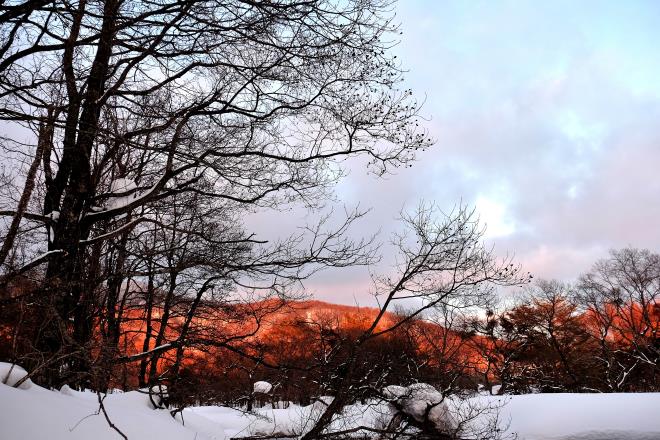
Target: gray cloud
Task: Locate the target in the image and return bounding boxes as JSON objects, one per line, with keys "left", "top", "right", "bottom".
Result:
{"left": 248, "top": 1, "right": 660, "bottom": 305}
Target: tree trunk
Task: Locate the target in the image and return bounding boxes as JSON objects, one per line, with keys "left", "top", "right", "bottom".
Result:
{"left": 39, "top": 0, "right": 119, "bottom": 388}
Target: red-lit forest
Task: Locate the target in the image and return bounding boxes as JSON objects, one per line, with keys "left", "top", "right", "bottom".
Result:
{"left": 2, "top": 249, "right": 659, "bottom": 410}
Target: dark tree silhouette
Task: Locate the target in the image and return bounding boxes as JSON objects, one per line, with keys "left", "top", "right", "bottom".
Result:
{"left": 0, "top": 0, "right": 430, "bottom": 389}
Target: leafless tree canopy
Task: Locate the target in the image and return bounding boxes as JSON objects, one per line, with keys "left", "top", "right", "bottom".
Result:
{"left": 0, "top": 0, "right": 432, "bottom": 389}
{"left": 464, "top": 250, "right": 660, "bottom": 396}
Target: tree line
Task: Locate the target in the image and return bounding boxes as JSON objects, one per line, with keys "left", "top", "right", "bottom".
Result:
{"left": 466, "top": 248, "right": 660, "bottom": 395}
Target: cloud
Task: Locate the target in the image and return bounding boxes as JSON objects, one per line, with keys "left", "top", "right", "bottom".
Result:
{"left": 248, "top": 1, "right": 660, "bottom": 305}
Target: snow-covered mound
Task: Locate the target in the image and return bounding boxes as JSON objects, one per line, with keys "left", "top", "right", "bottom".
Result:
{"left": 382, "top": 382, "right": 456, "bottom": 433}
{"left": 188, "top": 397, "right": 385, "bottom": 439}
{"left": 0, "top": 362, "right": 33, "bottom": 390}
{"left": 253, "top": 381, "right": 272, "bottom": 394}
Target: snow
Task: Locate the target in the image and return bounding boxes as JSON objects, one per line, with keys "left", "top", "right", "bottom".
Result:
{"left": 190, "top": 398, "right": 387, "bottom": 439}
{"left": 382, "top": 382, "right": 456, "bottom": 433}
{"left": 0, "top": 363, "right": 32, "bottom": 390}
{"left": 382, "top": 384, "right": 407, "bottom": 399}
{"left": 1, "top": 362, "right": 660, "bottom": 440}
{"left": 253, "top": 381, "right": 272, "bottom": 394}
{"left": 106, "top": 178, "right": 138, "bottom": 210}
{"left": 0, "top": 363, "right": 204, "bottom": 440}
{"left": 110, "top": 178, "right": 137, "bottom": 195}
{"left": 483, "top": 392, "right": 660, "bottom": 440}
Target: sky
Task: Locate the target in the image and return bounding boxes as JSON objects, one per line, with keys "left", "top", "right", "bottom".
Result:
{"left": 2, "top": 1, "right": 658, "bottom": 309}
{"left": 259, "top": 1, "right": 660, "bottom": 306}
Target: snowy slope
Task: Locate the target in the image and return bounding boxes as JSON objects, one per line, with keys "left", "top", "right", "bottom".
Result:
{"left": 487, "top": 392, "right": 660, "bottom": 440}
{"left": 2, "top": 362, "right": 660, "bottom": 440}
{"left": 0, "top": 371, "right": 210, "bottom": 440}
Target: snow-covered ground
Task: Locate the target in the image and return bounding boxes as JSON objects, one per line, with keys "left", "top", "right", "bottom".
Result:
{"left": 2, "top": 363, "right": 659, "bottom": 440}
{"left": 485, "top": 392, "right": 660, "bottom": 440}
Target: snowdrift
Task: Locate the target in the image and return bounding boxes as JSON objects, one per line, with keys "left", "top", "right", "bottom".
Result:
{"left": 0, "top": 364, "right": 203, "bottom": 440}
{"left": 2, "top": 363, "right": 660, "bottom": 439}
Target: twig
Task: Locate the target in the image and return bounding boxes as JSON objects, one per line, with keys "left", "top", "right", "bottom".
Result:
{"left": 96, "top": 391, "right": 128, "bottom": 440}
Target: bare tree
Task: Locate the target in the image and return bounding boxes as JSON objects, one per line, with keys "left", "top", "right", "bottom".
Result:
{"left": 0, "top": 0, "right": 431, "bottom": 388}
{"left": 576, "top": 248, "right": 660, "bottom": 391}
{"left": 462, "top": 305, "right": 530, "bottom": 395}
{"left": 299, "top": 204, "right": 530, "bottom": 439}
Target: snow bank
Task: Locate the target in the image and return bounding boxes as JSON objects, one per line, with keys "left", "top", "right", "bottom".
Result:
{"left": 0, "top": 368, "right": 207, "bottom": 440}
{"left": 382, "top": 384, "right": 406, "bottom": 399}
{"left": 111, "top": 387, "right": 168, "bottom": 410}
{"left": 2, "top": 367, "right": 660, "bottom": 440}
{"left": 482, "top": 392, "right": 660, "bottom": 440}
{"left": 188, "top": 396, "right": 370, "bottom": 439}
{"left": 0, "top": 362, "right": 32, "bottom": 390}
